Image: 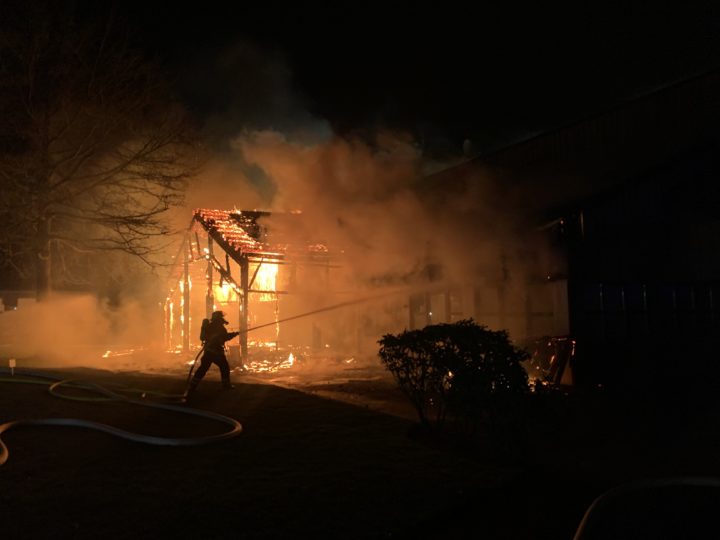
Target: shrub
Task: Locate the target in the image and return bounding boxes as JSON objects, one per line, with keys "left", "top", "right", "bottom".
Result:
{"left": 378, "top": 319, "right": 530, "bottom": 434}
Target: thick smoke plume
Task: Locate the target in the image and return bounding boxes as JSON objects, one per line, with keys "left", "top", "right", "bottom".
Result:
{"left": 233, "top": 129, "right": 535, "bottom": 291}
{"left": 0, "top": 38, "right": 556, "bottom": 371}
{"left": 0, "top": 293, "right": 168, "bottom": 369}
{"left": 194, "top": 127, "right": 551, "bottom": 353}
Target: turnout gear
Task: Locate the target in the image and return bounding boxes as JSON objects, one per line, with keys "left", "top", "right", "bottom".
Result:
{"left": 199, "top": 319, "right": 210, "bottom": 343}
{"left": 211, "top": 310, "right": 229, "bottom": 324}
{"left": 188, "top": 312, "right": 239, "bottom": 395}
{"left": 199, "top": 311, "right": 227, "bottom": 342}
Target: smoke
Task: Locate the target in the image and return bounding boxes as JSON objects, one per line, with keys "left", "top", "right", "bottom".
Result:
{"left": 167, "top": 39, "right": 334, "bottom": 230}
{"left": 0, "top": 38, "right": 560, "bottom": 371}
{"left": 168, "top": 33, "right": 553, "bottom": 347}
{"left": 207, "top": 127, "right": 551, "bottom": 352}
{"left": 233, "top": 129, "right": 530, "bottom": 289}
{"left": 183, "top": 158, "right": 266, "bottom": 216}
{"left": 0, "top": 293, "right": 168, "bottom": 369}
{"left": 179, "top": 40, "right": 331, "bottom": 150}
{"left": 236, "top": 130, "right": 431, "bottom": 278}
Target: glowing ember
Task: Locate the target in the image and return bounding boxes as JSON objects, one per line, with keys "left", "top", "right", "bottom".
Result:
{"left": 238, "top": 349, "right": 299, "bottom": 373}
{"left": 248, "top": 340, "right": 279, "bottom": 348}
{"left": 99, "top": 348, "right": 138, "bottom": 359}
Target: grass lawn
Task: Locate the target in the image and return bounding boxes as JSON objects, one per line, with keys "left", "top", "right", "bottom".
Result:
{"left": 4, "top": 367, "right": 720, "bottom": 539}
{"left": 1, "top": 368, "right": 520, "bottom": 539}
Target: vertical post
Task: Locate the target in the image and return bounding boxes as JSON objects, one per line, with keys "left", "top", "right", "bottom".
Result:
{"left": 182, "top": 240, "right": 190, "bottom": 354}
{"left": 206, "top": 235, "right": 214, "bottom": 319}
{"left": 164, "top": 297, "right": 171, "bottom": 350}
{"left": 240, "top": 256, "right": 249, "bottom": 363}
{"left": 274, "top": 295, "right": 280, "bottom": 350}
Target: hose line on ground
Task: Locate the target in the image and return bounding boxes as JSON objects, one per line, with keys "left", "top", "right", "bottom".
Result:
{"left": 0, "top": 368, "right": 243, "bottom": 467}
{"left": 186, "top": 345, "right": 205, "bottom": 386}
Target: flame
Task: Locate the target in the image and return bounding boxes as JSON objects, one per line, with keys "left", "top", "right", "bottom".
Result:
{"left": 235, "top": 348, "right": 298, "bottom": 373}
{"left": 168, "top": 301, "right": 175, "bottom": 341}
{"left": 214, "top": 281, "right": 238, "bottom": 303}
{"left": 253, "top": 262, "right": 278, "bottom": 302}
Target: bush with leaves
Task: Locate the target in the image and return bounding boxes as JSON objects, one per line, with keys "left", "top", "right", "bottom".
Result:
{"left": 378, "top": 319, "right": 530, "bottom": 433}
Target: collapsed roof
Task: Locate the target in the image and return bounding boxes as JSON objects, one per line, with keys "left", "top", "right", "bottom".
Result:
{"left": 193, "top": 209, "right": 330, "bottom": 263}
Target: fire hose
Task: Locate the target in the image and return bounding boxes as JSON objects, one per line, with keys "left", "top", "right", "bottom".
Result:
{"left": 0, "top": 287, "right": 421, "bottom": 467}
{"left": 186, "top": 344, "right": 205, "bottom": 385}
{"left": 0, "top": 367, "right": 243, "bottom": 467}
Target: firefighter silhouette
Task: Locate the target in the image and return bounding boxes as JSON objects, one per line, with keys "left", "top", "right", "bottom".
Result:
{"left": 188, "top": 310, "right": 239, "bottom": 393}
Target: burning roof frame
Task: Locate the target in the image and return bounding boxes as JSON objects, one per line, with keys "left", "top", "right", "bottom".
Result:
{"left": 164, "top": 209, "right": 338, "bottom": 360}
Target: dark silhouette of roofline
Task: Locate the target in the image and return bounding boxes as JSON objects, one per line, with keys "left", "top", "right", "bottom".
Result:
{"left": 423, "top": 64, "right": 720, "bottom": 182}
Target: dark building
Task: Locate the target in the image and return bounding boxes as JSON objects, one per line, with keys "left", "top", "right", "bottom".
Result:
{"left": 423, "top": 68, "right": 720, "bottom": 391}
{"left": 560, "top": 141, "right": 720, "bottom": 390}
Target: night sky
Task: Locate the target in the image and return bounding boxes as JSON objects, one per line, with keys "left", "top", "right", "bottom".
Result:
{"left": 113, "top": 2, "right": 720, "bottom": 157}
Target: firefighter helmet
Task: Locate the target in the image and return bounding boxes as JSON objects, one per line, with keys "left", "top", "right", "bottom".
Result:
{"left": 211, "top": 310, "right": 228, "bottom": 324}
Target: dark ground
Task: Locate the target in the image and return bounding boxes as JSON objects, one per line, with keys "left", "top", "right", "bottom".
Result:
{"left": 2, "top": 365, "right": 720, "bottom": 539}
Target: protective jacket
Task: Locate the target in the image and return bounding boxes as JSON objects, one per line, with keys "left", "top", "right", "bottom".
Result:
{"left": 203, "top": 319, "right": 239, "bottom": 354}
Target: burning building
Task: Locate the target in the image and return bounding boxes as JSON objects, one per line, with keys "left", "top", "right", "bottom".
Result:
{"left": 163, "top": 204, "right": 571, "bottom": 378}
{"left": 164, "top": 209, "right": 343, "bottom": 365}
{"left": 163, "top": 70, "right": 720, "bottom": 387}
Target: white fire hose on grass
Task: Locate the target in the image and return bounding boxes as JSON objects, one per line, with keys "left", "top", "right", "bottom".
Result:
{"left": 0, "top": 367, "right": 243, "bottom": 467}
{"left": 0, "top": 290, "right": 421, "bottom": 467}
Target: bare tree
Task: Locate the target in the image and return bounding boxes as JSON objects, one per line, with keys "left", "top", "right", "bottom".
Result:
{"left": 0, "top": 3, "right": 199, "bottom": 299}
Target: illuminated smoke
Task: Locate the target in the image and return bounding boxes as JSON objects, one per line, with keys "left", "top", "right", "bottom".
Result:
{"left": 0, "top": 293, "right": 168, "bottom": 368}
{"left": 0, "top": 40, "right": 555, "bottom": 370}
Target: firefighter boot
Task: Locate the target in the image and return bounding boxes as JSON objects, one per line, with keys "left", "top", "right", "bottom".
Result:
{"left": 186, "top": 377, "right": 201, "bottom": 397}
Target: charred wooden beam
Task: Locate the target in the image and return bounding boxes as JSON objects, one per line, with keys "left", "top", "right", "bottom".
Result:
{"left": 206, "top": 234, "right": 214, "bottom": 319}
{"left": 194, "top": 231, "right": 202, "bottom": 260}
{"left": 239, "top": 257, "right": 249, "bottom": 363}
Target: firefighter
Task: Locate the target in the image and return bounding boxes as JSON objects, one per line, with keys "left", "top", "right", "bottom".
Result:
{"left": 187, "top": 310, "right": 239, "bottom": 394}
